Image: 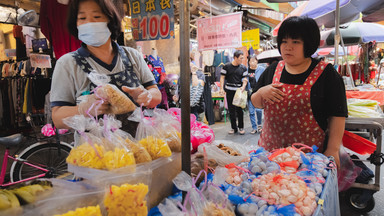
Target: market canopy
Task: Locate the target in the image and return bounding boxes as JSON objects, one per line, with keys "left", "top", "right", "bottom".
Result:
{"left": 320, "top": 22, "right": 384, "bottom": 47}
{"left": 316, "top": 45, "right": 358, "bottom": 56}
{"left": 273, "top": 0, "right": 384, "bottom": 36}
{"left": 257, "top": 49, "right": 282, "bottom": 63}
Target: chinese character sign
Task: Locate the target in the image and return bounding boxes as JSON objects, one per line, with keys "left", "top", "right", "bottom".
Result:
{"left": 197, "top": 12, "right": 243, "bottom": 51}
{"left": 130, "top": 0, "right": 175, "bottom": 41}
{"left": 242, "top": 29, "right": 260, "bottom": 50}
{"left": 30, "top": 54, "right": 52, "bottom": 68}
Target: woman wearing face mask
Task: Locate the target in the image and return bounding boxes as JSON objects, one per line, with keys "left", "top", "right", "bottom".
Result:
{"left": 50, "top": 0, "right": 161, "bottom": 135}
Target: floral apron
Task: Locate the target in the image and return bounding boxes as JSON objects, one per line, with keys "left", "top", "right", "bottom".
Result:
{"left": 259, "top": 60, "right": 327, "bottom": 152}
{"left": 72, "top": 46, "right": 141, "bottom": 136}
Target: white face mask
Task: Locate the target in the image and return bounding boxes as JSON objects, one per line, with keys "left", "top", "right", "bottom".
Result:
{"left": 77, "top": 22, "right": 111, "bottom": 47}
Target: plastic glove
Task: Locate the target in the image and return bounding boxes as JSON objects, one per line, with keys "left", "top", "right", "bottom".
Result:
{"left": 78, "top": 94, "right": 110, "bottom": 117}
{"left": 122, "top": 85, "right": 152, "bottom": 106}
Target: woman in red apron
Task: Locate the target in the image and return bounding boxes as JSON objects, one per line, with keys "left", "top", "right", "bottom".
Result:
{"left": 251, "top": 16, "right": 348, "bottom": 167}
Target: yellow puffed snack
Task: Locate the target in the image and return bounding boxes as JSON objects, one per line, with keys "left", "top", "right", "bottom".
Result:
{"left": 164, "top": 131, "right": 181, "bottom": 152}
{"left": 138, "top": 136, "right": 172, "bottom": 160}
{"left": 66, "top": 142, "right": 105, "bottom": 169}
{"left": 125, "top": 138, "right": 152, "bottom": 163}
{"left": 104, "top": 183, "right": 148, "bottom": 216}
{"left": 54, "top": 205, "right": 102, "bottom": 216}
{"left": 103, "top": 148, "right": 136, "bottom": 170}
{"left": 203, "top": 202, "right": 235, "bottom": 216}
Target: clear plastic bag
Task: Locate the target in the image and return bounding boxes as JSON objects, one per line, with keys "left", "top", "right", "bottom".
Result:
{"left": 114, "top": 129, "right": 152, "bottom": 164}
{"left": 129, "top": 107, "right": 172, "bottom": 160}
{"left": 64, "top": 115, "right": 106, "bottom": 169}
{"left": 152, "top": 109, "right": 181, "bottom": 152}
{"left": 232, "top": 88, "right": 247, "bottom": 109}
{"left": 64, "top": 115, "right": 136, "bottom": 171}
{"left": 197, "top": 140, "right": 250, "bottom": 166}
{"left": 88, "top": 71, "right": 136, "bottom": 114}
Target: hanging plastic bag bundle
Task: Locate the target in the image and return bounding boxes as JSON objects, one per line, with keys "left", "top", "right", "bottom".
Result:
{"left": 128, "top": 107, "right": 172, "bottom": 160}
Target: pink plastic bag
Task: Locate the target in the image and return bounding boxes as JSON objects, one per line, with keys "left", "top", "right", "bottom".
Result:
{"left": 338, "top": 146, "right": 362, "bottom": 192}
{"left": 168, "top": 108, "right": 215, "bottom": 153}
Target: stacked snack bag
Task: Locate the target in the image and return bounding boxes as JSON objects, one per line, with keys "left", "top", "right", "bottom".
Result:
{"left": 64, "top": 115, "right": 136, "bottom": 171}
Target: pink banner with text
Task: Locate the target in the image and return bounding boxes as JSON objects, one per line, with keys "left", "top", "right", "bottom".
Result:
{"left": 197, "top": 12, "right": 243, "bottom": 51}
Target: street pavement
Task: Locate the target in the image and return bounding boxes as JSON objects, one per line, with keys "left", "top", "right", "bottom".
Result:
{"left": 209, "top": 113, "right": 384, "bottom": 216}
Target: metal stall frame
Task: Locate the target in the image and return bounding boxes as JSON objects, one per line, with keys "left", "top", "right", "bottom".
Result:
{"left": 345, "top": 119, "right": 383, "bottom": 192}
{"left": 180, "top": 0, "right": 191, "bottom": 175}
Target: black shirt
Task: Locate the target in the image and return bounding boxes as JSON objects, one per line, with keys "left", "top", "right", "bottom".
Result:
{"left": 221, "top": 62, "right": 248, "bottom": 91}
{"left": 253, "top": 58, "right": 348, "bottom": 131}
{"left": 248, "top": 68, "right": 257, "bottom": 89}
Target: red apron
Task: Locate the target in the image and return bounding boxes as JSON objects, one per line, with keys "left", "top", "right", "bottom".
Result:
{"left": 259, "top": 61, "right": 327, "bottom": 152}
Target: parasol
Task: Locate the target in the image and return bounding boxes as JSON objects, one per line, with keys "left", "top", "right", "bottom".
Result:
{"left": 320, "top": 22, "right": 384, "bottom": 47}
{"left": 256, "top": 49, "right": 282, "bottom": 64}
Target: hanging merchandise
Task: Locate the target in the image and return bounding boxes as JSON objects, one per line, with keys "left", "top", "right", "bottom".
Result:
{"left": 39, "top": 0, "right": 81, "bottom": 59}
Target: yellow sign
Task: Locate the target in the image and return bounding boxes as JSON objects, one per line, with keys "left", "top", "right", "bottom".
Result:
{"left": 242, "top": 29, "right": 260, "bottom": 50}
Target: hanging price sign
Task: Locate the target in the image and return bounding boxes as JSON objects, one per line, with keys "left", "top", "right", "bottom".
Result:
{"left": 196, "top": 12, "right": 243, "bottom": 51}
{"left": 130, "top": 0, "right": 175, "bottom": 41}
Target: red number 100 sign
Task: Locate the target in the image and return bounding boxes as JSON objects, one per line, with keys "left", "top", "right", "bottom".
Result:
{"left": 139, "top": 14, "right": 170, "bottom": 39}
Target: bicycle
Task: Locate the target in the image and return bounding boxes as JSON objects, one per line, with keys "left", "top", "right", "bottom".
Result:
{"left": 0, "top": 114, "right": 73, "bottom": 187}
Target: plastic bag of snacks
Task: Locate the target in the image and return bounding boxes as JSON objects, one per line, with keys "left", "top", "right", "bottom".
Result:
{"left": 129, "top": 107, "right": 172, "bottom": 160}
{"left": 88, "top": 71, "right": 136, "bottom": 115}
{"left": 97, "top": 115, "right": 136, "bottom": 170}
{"left": 152, "top": 109, "right": 181, "bottom": 152}
{"left": 251, "top": 172, "right": 317, "bottom": 216}
{"left": 248, "top": 148, "right": 280, "bottom": 176}
{"left": 113, "top": 129, "right": 152, "bottom": 164}
{"left": 268, "top": 145, "right": 308, "bottom": 174}
{"left": 24, "top": 190, "right": 105, "bottom": 216}
{"left": 64, "top": 115, "right": 106, "bottom": 169}
{"left": 64, "top": 115, "right": 136, "bottom": 171}
{"left": 197, "top": 140, "right": 250, "bottom": 167}
{"left": 100, "top": 169, "right": 151, "bottom": 216}
{"left": 170, "top": 171, "right": 235, "bottom": 216}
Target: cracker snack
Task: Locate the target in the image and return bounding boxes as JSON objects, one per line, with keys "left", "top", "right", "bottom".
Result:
{"left": 99, "top": 84, "right": 136, "bottom": 114}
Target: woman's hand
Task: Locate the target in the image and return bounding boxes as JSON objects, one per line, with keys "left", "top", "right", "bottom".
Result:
{"left": 259, "top": 83, "right": 285, "bottom": 104}
{"left": 122, "top": 85, "right": 152, "bottom": 106}
{"left": 323, "top": 148, "right": 340, "bottom": 168}
{"left": 78, "top": 94, "right": 110, "bottom": 116}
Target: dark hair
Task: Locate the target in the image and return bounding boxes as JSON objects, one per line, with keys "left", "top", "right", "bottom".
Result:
{"left": 67, "top": 0, "right": 122, "bottom": 40}
{"left": 248, "top": 54, "right": 257, "bottom": 64}
{"left": 277, "top": 16, "right": 320, "bottom": 58}
{"left": 234, "top": 50, "right": 244, "bottom": 58}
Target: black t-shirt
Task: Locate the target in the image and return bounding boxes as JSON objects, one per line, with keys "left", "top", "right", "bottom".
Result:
{"left": 253, "top": 59, "right": 348, "bottom": 131}
{"left": 248, "top": 68, "right": 257, "bottom": 89}
{"left": 221, "top": 62, "right": 248, "bottom": 90}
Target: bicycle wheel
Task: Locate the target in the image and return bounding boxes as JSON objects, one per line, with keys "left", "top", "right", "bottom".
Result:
{"left": 10, "top": 141, "right": 73, "bottom": 182}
